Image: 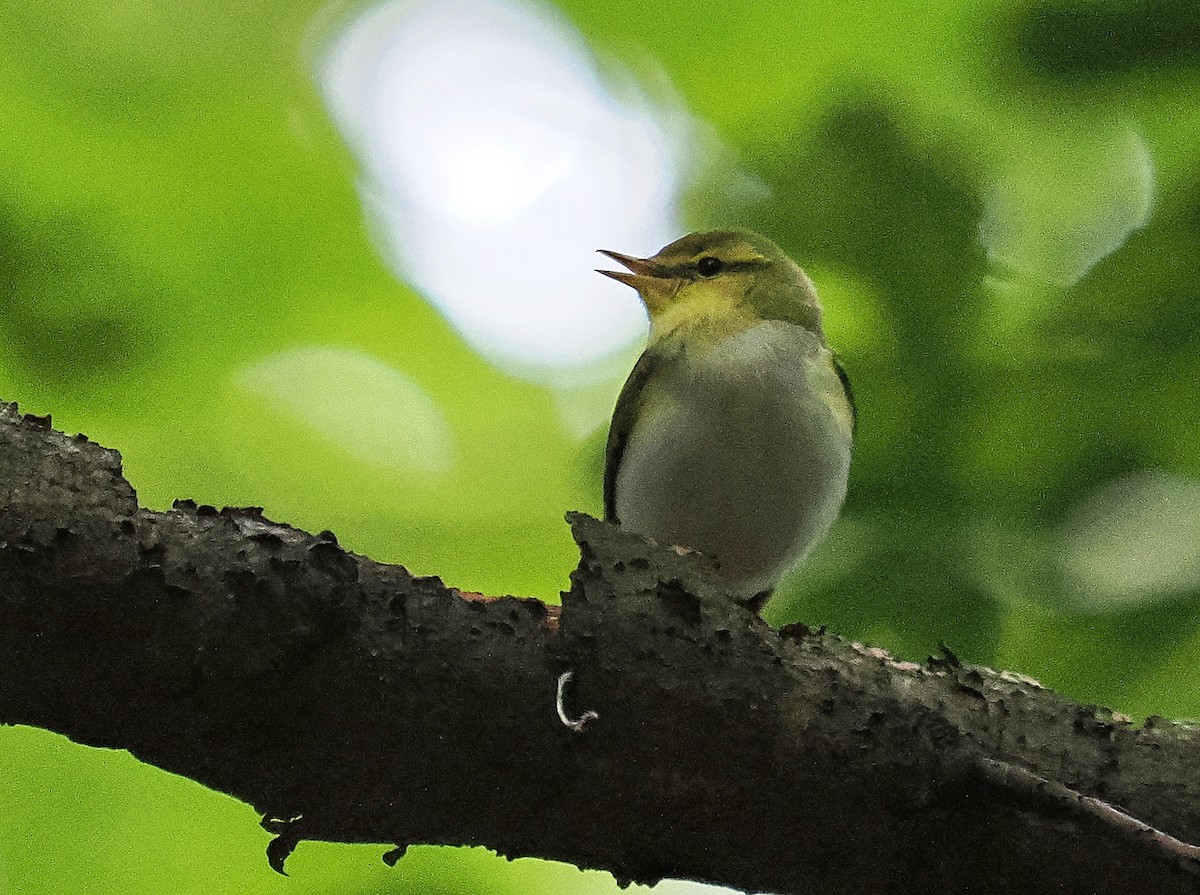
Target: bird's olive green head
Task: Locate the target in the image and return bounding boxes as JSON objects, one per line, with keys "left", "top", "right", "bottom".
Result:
{"left": 597, "top": 230, "right": 823, "bottom": 337}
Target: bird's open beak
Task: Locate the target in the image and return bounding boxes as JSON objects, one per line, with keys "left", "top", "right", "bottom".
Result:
{"left": 596, "top": 249, "right": 677, "bottom": 314}
{"left": 596, "top": 250, "right": 663, "bottom": 285}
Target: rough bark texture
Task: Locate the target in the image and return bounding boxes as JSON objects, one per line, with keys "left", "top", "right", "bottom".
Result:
{"left": 2, "top": 399, "right": 1200, "bottom": 895}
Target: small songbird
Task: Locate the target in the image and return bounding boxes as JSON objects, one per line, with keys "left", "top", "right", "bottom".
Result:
{"left": 598, "top": 230, "right": 854, "bottom": 611}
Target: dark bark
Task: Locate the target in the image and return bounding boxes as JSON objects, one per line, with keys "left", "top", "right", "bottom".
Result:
{"left": 2, "top": 399, "right": 1199, "bottom": 895}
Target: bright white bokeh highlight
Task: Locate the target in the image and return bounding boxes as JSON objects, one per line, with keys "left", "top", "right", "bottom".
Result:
{"left": 319, "top": 0, "right": 685, "bottom": 378}
{"left": 980, "top": 127, "right": 1155, "bottom": 287}
{"left": 237, "top": 345, "right": 455, "bottom": 474}
{"left": 1059, "top": 471, "right": 1200, "bottom": 610}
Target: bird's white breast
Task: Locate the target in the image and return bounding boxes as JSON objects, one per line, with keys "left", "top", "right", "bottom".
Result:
{"left": 614, "top": 321, "right": 852, "bottom": 597}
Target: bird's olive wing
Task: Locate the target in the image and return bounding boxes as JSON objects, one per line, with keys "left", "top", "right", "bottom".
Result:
{"left": 603, "top": 348, "right": 661, "bottom": 522}
{"left": 832, "top": 354, "right": 857, "bottom": 436}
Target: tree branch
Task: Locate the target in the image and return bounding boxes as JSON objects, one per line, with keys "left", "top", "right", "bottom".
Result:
{"left": 2, "top": 399, "right": 1199, "bottom": 894}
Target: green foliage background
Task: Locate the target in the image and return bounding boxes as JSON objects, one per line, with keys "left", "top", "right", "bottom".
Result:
{"left": 2, "top": 0, "right": 1199, "bottom": 891}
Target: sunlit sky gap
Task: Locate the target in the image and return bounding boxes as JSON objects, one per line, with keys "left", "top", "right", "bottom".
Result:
{"left": 319, "top": 0, "right": 688, "bottom": 380}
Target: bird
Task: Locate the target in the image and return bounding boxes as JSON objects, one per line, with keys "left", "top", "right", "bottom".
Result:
{"left": 597, "top": 230, "right": 854, "bottom": 612}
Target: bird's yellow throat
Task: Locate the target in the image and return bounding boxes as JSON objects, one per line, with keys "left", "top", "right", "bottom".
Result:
{"left": 648, "top": 285, "right": 757, "bottom": 349}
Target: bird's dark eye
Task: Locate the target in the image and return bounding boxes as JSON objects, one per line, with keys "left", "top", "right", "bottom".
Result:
{"left": 696, "top": 256, "right": 724, "bottom": 277}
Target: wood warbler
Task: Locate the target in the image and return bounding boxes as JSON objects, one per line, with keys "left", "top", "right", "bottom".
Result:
{"left": 598, "top": 230, "right": 854, "bottom": 611}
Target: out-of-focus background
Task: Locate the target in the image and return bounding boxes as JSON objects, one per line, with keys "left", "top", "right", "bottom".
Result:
{"left": 2, "top": 0, "right": 1199, "bottom": 891}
